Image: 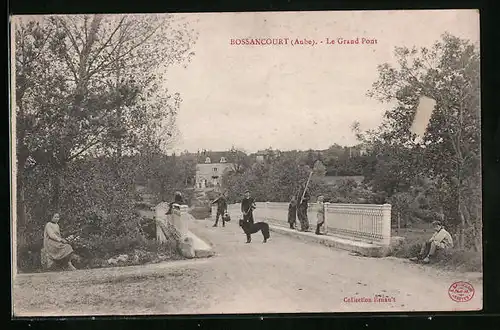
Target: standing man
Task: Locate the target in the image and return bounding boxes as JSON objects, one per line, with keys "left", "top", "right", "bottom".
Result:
{"left": 241, "top": 190, "right": 256, "bottom": 225}
{"left": 212, "top": 192, "right": 228, "bottom": 227}
{"left": 297, "top": 187, "right": 310, "bottom": 231}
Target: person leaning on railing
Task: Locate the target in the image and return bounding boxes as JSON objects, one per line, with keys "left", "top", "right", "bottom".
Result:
{"left": 315, "top": 195, "right": 326, "bottom": 235}
{"left": 287, "top": 195, "right": 298, "bottom": 229}
{"left": 409, "top": 220, "right": 454, "bottom": 264}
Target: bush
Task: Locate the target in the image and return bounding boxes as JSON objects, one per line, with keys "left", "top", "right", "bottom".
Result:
{"left": 16, "top": 157, "right": 188, "bottom": 273}
{"left": 89, "top": 234, "right": 143, "bottom": 259}
{"left": 16, "top": 232, "right": 183, "bottom": 273}
{"left": 139, "top": 216, "right": 156, "bottom": 240}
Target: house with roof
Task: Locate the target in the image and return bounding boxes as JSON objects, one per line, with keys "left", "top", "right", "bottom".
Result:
{"left": 195, "top": 152, "right": 234, "bottom": 191}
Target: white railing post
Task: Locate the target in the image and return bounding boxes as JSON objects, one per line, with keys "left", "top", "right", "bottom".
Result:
{"left": 211, "top": 204, "right": 217, "bottom": 221}
{"left": 179, "top": 204, "right": 189, "bottom": 238}
{"left": 168, "top": 203, "right": 188, "bottom": 240}
{"left": 170, "top": 204, "right": 180, "bottom": 238}
{"left": 381, "top": 204, "right": 392, "bottom": 246}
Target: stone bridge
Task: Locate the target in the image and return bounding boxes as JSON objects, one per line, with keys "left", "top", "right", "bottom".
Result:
{"left": 216, "top": 201, "right": 398, "bottom": 257}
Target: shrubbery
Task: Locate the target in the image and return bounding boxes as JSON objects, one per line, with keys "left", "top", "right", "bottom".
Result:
{"left": 16, "top": 157, "right": 189, "bottom": 273}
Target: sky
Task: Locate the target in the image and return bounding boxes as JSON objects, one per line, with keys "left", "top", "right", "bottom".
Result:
{"left": 163, "top": 10, "right": 479, "bottom": 154}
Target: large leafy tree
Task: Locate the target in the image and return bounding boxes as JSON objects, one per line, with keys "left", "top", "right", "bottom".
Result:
{"left": 228, "top": 146, "right": 251, "bottom": 174}
{"left": 222, "top": 150, "right": 321, "bottom": 203}
{"left": 14, "top": 14, "right": 198, "bottom": 239}
{"left": 358, "top": 33, "right": 480, "bottom": 250}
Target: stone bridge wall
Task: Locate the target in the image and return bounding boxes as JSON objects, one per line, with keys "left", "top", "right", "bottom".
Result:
{"left": 155, "top": 203, "right": 189, "bottom": 243}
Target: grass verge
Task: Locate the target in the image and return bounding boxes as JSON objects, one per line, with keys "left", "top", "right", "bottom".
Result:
{"left": 391, "top": 228, "right": 482, "bottom": 273}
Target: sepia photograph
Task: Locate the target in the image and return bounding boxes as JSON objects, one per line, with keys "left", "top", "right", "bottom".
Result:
{"left": 10, "top": 9, "right": 482, "bottom": 316}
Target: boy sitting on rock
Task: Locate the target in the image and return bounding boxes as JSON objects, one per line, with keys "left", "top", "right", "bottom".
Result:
{"left": 410, "top": 221, "right": 453, "bottom": 264}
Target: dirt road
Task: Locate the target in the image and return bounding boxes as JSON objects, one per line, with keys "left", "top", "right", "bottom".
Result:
{"left": 13, "top": 218, "right": 482, "bottom": 316}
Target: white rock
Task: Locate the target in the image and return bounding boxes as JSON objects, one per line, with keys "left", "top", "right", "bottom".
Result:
{"left": 117, "top": 254, "right": 129, "bottom": 262}
{"left": 119, "top": 257, "right": 127, "bottom": 262}
{"left": 179, "top": 237, "right": 195, "bottom": 259}
{"left": 107, "top": 258, "right": 118, "bottom": 265}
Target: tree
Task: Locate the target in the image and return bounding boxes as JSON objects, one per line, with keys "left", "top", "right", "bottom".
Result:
{"left": 362, "top": 33, "right": 480, "bottom": 251}
{"left": 14, "top": 14, "right": 198, "bottom": 215}
{"left": 228, "top": 146, "right": 250, "bottom": 174}
{"left": 221, "top": 150, "right": 320, "bottom": 203}
{"left": 13, "top": 15, "right": 199, "bottom": 260}
{"left": 304, "top": 149, "right": 317, "bottom": 167}
{"left": 312, "top": 160, "right": 327, "bottom": 177}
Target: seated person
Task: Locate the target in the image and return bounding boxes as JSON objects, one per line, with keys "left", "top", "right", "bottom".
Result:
{"left": 410, "top": 221, "right": 453, "bottom": 264}
{"left": 166, "top": 191, "right": 184, "bottom": 215}
{"left": 41, "top": 213, "right": 78, "bottom": 271}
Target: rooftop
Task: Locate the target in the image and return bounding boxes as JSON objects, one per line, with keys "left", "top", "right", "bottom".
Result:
{"left": 196, "top": 151, "right": 236, "bottom": 164}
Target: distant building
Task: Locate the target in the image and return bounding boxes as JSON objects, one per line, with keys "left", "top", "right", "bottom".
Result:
{"left": 195, "top": 152, "right": 234, "bottom": 191}
{"left": 254, "top": 149, "right": 281, "bottom": 163}
{"left": 255, "top": 152, "right": 266, "bottom": 163}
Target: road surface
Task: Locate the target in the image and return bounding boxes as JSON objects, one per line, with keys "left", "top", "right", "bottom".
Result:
{"left": 13, "top": 218, "right": 482, "bottom": 316}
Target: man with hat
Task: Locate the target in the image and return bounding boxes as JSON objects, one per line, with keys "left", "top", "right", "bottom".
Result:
{"left": 297, "top": 186, "right": 310, "bottom": 231}
{"left": 241, "top": 190, "right": 256, "bottom": 224}
{"left": 212, "top": 191, "right": 228, "bottom": 227}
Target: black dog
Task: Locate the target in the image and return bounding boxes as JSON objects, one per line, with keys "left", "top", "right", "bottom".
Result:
{"left": 239, "top": 219, "right": 270, "bottom": 243}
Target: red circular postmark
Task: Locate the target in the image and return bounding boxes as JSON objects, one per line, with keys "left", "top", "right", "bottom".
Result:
{"left": 448, "top": 281, "right": 475, "bottom": 302}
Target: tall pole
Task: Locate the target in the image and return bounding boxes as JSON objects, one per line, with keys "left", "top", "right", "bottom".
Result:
{"left": 300, "top": 170, "right": 313, "bottom": 203}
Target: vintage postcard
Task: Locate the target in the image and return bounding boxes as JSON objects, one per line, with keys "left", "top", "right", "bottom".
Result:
{"left": 10, "top": 10, "right": 482, "bottom": 316}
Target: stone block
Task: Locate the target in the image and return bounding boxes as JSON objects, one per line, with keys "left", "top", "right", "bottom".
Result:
{"left": 178, "top": 236, "right": 196, "bottom": 259}
{"left": 185, "top": 231, "right": 215, "bottom": 258}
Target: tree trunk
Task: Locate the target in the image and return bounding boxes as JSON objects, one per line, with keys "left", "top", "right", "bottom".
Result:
{"left": 52, "top": 174, "right": 61, "bottom": 212}
{"left": 460, "top": 223, "right": 465, "bottom": 250}
{"left": 464, "top": 202, "right": 482, "bottom": 252}
{"left": 16, "top": 100, "right": 29, "bottom": 228}
{"left": 50, "top": 165, "right": 64, "bottom": 212}
{"left": 475, "top": 224, "right": 482, "bottom": 253}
